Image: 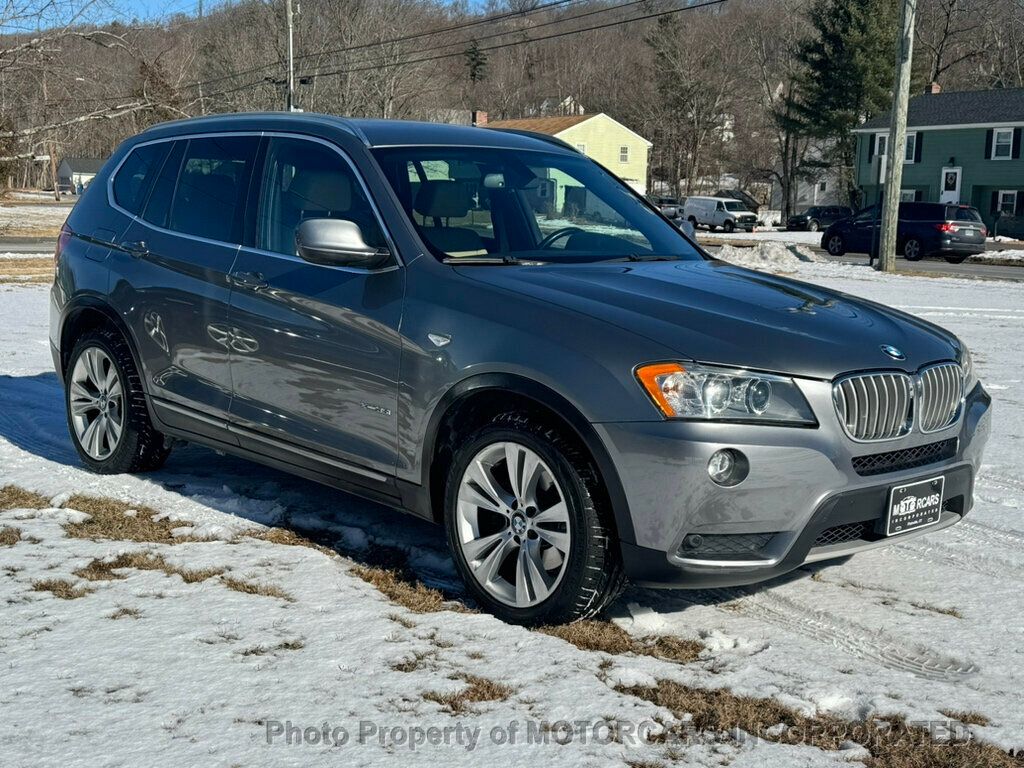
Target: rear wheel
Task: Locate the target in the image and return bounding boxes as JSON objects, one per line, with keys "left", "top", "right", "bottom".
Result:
{"left": 826, "top": 233, "right": 845, "bottom": 256}
{"left": 65, "top": 328, "right": 171, "bottom": 474}
{"left": 903, "top": 238, "right": 924, "bottom": 261}
{"left": 444, "top": 412, "right": 624, "bottom": 625}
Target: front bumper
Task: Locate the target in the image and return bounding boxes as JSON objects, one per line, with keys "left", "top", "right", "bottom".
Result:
{"left": 597, "top": 381, "right": 992, "bottom": 588}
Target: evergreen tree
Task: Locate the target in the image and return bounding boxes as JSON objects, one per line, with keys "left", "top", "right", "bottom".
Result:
{"left": 464, "top": 40, "right": 488, "bottom": 85}
{"left": 791, "top": 0, "right": 900, "bottom": 205}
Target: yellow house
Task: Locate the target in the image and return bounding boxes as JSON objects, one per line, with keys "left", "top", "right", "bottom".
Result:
{"left": 486, "top": 113, "right": 652, "bottom": 195}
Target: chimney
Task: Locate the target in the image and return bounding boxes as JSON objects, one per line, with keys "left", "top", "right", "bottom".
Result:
{"left": 926, "top": 82, "right": 941, "bottom": 95}
{"left": 472, "top": 110, "right": 488, "bottom": 126}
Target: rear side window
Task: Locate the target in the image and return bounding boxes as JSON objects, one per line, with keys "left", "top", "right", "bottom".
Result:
{"left": 112, "top": 143, "right": 170, "bottom": 215}
{"left": 947, "top": 206, "right": 982, "bottom": 223}
{"left": 168, "top": 136, "right": 259, "bottom": 243}
{"left": 142, "top": 141, "right": 185, "bottom": 229}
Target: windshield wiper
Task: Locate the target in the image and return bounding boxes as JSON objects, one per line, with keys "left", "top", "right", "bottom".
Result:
{"left": 599, "top": 253, "right": 682, "bottom": 263}
{"left": 443, "top": 255, "right": 546, "bottom": 265}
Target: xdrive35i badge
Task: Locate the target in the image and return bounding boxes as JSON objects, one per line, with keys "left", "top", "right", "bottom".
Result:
{"left": 880, "top": 344, "right": 905, "bottom": 361}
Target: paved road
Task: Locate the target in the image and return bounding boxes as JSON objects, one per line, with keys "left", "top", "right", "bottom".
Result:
{"left": 0, "top": 238, "right": 57, "bottom": 254}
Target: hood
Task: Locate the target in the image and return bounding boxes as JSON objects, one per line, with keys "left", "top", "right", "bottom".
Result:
{"left": 455, "top": 259, "right": 960, "bottom": 380}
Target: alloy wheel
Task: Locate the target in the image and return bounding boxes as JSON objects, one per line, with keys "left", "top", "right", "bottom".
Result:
{"left": 455, "top": 441, "right": 571, "bottom": 608}
{"left": 69, "top": 347, "right": 124, "bottom": 461}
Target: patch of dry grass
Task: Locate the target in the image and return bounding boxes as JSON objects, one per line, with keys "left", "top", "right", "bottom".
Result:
{"left": 940, "top": 709, "right": 992, "bottom": 727}
{"left": 911, "top": 601, "right": 963, "bottom": 619}
{"left": 540, "top": 620, "right": 703, "bottom": 663}
{"left": 618, "top": 679, "right": 1022, "bottom": 768}
{"left": 423, "top": 674, "right": 515, "bottom": 715}
{"left": 0, "top": 257, "right": 52, "bottom": 284}
{"left": 73, "top": 552, "right": 224, "bottom": 584}
{"left": 390, "top": 650, "right": 435, "bottom": 672}
{"left": 349, "top": 542, "right": 469, "bottom": 615}
{"left": 0, "top": 527, "right": 22, "bottom": 546}
{"left": 108, "top": 607, "right": 142, "bottom": 620}
{"left": 247, "top": 526, "right": 335, "bottom": 555}
{"left": 32, "top": 579, "right": 92, "bottom": 600}
{"left": 0, "top": 485, "right": 49, "bottom": 511}
{"left": 240, "top": 639, "right": 305, "bottom": 656}
{"left": 221, "top": 576, "right": 294, "bottom": 602}
{"left": 62, "top": 495, "right": 183, "bottom": 543}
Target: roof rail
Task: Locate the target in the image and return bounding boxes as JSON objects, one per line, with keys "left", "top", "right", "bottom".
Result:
{"left": 487, "top": 128, "right": 580, "bottom": 153}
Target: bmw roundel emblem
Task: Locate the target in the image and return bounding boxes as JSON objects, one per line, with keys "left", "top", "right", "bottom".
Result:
{"left": 880, "top": 344, "right": 905, "bottom": 361}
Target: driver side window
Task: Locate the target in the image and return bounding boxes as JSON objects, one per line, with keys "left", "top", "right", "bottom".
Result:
{"left": 257, "top": 137, "right": 384, "bottom": 256}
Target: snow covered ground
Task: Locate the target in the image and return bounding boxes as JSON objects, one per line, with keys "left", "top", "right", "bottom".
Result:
{"left": 1, "top": 262, "right": 1023, "bottom": 766}
{"left": 0, "top": 202, "right": 72, "bottom": 236}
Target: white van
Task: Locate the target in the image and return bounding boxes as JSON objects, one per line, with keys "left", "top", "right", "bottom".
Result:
{"left": 683, "top": 196, "right": 757, "bottom": 233}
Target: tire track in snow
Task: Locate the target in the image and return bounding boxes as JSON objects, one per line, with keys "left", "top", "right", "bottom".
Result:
{"left": 680, "top": 587, "right": 979, "bottom": 682}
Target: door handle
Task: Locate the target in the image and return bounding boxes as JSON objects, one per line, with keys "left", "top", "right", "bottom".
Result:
{"left": 230, "top": 271, "right": 269, "bottom": 290}
{"left": 120, "top": 240, "right": 149, "bottom": 258}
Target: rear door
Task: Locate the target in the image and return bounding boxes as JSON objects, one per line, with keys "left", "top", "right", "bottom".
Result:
{"left": 846, "top": 206, "right": 878, "bottom": 252}
{"left": 111, "top": 134, "right": 259, "bottom": 426}
{"left": 226, "top": 134, "right": 405, "bottom": 477}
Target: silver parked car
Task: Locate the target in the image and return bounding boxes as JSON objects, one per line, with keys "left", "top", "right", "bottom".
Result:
{"left": 50, "top": 113, "right": 991, "bottom": 624}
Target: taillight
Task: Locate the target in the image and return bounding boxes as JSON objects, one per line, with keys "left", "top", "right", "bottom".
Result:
{"left": 54, "top": 224, "right": 72, "bottom": 274}
{"left": 935, "top": 222, "right": 959, "bottom": 233}
{"left": 980, "top": 225, "right": 988, "bottom": 237}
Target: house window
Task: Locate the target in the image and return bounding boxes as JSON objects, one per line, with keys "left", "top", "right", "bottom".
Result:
{"left": 818, "top": 181, "right": 827, "bottom": 192}
{"left": 998, "top": 190, "right": 1017, "bottom": 214}
{"left": 900, "top": 189, "right": 916, "bottom": 202}
{"left": 574, "top": 143, "right": 586, "bottom": 154}
{"left": 619, "top": 146, "right": 630, "bottom": 163}
{"left": 904, "top": 133, "right": 917, "bottom": 163}
{"left": 875, "top": 133, "right": 888, "bottom": 158}
{"left": 993, "top": 129, "right": 1013, "bottom": 159}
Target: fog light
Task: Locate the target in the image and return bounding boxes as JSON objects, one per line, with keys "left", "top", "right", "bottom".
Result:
{"left": 707, "top": 448, "right": 749, "bottom": 487}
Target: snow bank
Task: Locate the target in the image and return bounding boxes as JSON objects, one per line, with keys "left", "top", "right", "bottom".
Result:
{"left": 713, "top": 241, "right": 826, "bottom": 271}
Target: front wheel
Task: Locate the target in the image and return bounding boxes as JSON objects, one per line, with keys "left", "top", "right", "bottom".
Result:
{"left": 723, "top": 219, "right": 735, "bottom": 233}
{"left": 807, "top": 219, "right": 820, "bottom": 232}
{"left": 65, "top": 328, "right": 171, "bottom": 474}
{"left": 903, "top": 238, "right": 924, "bottom": 261}
{"left": 444, "top": 413, "right": 624, "bottom": 625}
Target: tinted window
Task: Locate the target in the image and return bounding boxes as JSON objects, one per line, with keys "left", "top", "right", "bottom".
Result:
{"left": 112, "top": 143, "right": 170, "bottom": 215}
{"left": 168, "top": 136, "right": 259, "bottom": 242}
{"left": 141, "top": 141, "right": 185, "bottom": 229}
{"left": 947, "top": 206, "right": 982, "bottom": 223}
{"left": 256, "top": 137, "right": 385, "bottom": 255}
{"left": 903, "top": 203, "right": 944, "bottom": 221}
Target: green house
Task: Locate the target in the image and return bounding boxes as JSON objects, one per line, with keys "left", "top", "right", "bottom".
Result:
{"left": 853, "top": 87, "right": 1024, "bottom": 236}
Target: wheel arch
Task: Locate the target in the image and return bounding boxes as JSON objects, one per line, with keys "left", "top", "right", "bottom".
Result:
{"left": 420, "top": 373, "right": 636, "bottom": 545}
{"left": 59, "top": 297, "right": 142, "bottom": 388}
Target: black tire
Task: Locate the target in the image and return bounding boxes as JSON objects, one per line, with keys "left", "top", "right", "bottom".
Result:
{"left": 444, "top": 412, "right": 625, "bottom": 625}
{"left": 723, "top": 219, "right": 735, "bottom": 233}
{"left": 903, "top": 238, "right": 924, "bottom": 261}
{"left": 65, "top": 327, "right": 171, "bottom": 474}
{"left": 825, "top": 233, "right": 845, "bottom": 256}
{"left": 687, "top": 216, "right": 698, "bottom": 229}
{"left": 944, "top": 254, "right": 969, "bottom": 264}
{"left": 807, "top": 219, "right": 820, "bottom": 232}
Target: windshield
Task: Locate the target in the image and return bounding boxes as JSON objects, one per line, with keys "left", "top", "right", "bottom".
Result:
{"left": 372, "top": 147, "right": 703, "bottom": 263}
{"left": 723, "top": 201, "right": 749, "bottom": 212}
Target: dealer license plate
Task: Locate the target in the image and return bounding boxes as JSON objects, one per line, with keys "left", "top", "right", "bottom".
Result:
{"left": 886, "top": 476, "right": 945, "bottom": 536}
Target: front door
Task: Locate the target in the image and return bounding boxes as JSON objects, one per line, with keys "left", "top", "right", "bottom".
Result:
{"left": 227, "top": 135, "right": 404, "bottom": 476}
{"left": 939, "top": 167, "right": 962, "bottom": 204}
{"left": 115, "top": 135, "right": 259, "bottom": 422}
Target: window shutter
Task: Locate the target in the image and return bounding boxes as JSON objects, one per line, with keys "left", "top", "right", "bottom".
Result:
{"left": 985, "top": 129, "right": 993, "bottom": 159}
{"left": 1014, "top": 128, "right": 1022, "bottom": 159}
{"left": 991, "top": 191, "right": 999, "bottom": 213}
{"left": 1017, "top": 192, "right": 1024, "bottom": 216}
{"left": 867, "top": 135, "right": 875, "bottom": 162}
{"left": 914, "top": 133, "right": 923, "bottom": 162}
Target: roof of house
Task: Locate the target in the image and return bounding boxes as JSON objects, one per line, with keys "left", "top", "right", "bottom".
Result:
{"left": 485, "top": 114, "right": 593, "bottom": 134}
{"left": 60, "top": 157, "right": 105, "bottom": 174}
{"left": 856, "top": 87, "right": 1024, "bottom": 131}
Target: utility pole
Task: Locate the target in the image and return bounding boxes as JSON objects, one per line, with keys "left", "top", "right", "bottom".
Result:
{"left": 285, "top": 0, "right": 296, "bottom": 112}
{"left": 877, "top": 0, "right": 918, "bottom": 272}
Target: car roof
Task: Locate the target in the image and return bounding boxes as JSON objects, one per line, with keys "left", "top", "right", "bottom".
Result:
{"left": 136, "top": 112, "right": 575, "bottom": 154}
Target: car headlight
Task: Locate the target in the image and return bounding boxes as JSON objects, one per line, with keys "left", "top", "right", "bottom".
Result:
{"left": 958, "top": 343, "right": 978, "bottom": 394}
{"left": 635, "top": 363, "right": 817, "bottom": 424}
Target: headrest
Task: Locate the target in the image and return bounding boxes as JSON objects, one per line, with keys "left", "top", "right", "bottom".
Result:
{"left": 414, "top": 180, "right": 470, "bottom": 219}
{"left": 289, "top": 170, "right": 352, "bottom": 212}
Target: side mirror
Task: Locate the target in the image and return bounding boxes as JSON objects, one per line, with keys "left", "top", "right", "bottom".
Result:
{"left": 295, "top": 218, "right": 392, "bottom": 269}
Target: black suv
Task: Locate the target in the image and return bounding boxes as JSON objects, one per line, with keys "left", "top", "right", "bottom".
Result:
{"left": 787, "top": 206, "right": 853, "bottom": 232}
{"left": 822, "top": 202, "right": 987, "bottom": 263}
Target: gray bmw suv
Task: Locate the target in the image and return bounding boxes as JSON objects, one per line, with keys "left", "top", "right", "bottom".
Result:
{"left": 50, "top": 113, "right": 991, "bottom": 624}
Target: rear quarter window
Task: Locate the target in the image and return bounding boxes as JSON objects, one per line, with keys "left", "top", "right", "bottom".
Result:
{"left": 112, "top": 143, "right": 171, "bottom": 215}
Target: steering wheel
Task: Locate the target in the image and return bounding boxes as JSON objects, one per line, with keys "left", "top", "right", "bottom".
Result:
{"left": 537, "top": 226, "right": 583, "bottom": 250}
